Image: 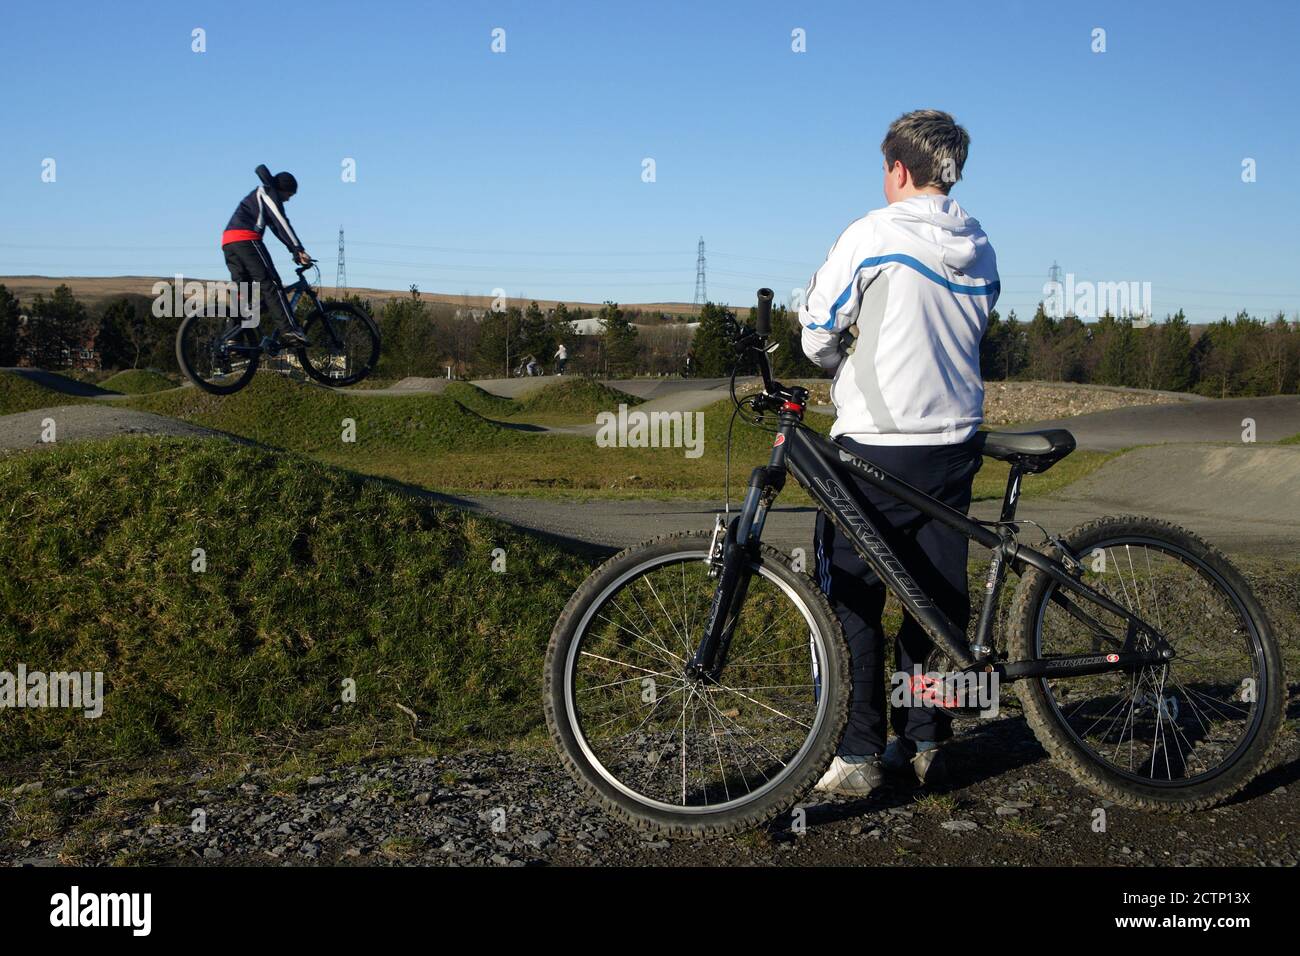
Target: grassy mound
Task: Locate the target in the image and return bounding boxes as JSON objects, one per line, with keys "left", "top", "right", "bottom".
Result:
{"left": 443, "top": 378, "right": 643, "bottom": 424}
{"left": 0, "top": 371, "right": 87, "bottom": 415}
{"left": 0, "top": 437, "right": 588, "bottom": 763}
{"left": 124, "top": 372, "right": 522, "bottom": 456}
{"left": 99, "top": 369, "right": 176, "bottom": 394}
{"left": 513, "top": 378, "right": 643, "bottom": 417}
{"left": 443, "top": 381, "right": 515, "bottom": 419}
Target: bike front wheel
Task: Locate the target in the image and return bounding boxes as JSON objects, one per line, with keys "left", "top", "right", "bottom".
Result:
{"left": 297, "top": 302, "right": 381, "bottom": 387}
{"left": 544, "top": 531, "right": 849, "bottom": 836}
{"left": 1009, "top": 515, "right": 1284, "bottom": 810}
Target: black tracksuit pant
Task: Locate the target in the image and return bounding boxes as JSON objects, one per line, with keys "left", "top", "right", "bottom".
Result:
{"left": 223, "top": 239, "right": 294, "bottom": 332}
{"left": 814, "top": 434, "right": 982, "bottom": 756}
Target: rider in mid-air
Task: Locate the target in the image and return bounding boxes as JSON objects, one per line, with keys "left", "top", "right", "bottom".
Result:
{"left": 221, "top": 170, "right": 313, "bottom": 347}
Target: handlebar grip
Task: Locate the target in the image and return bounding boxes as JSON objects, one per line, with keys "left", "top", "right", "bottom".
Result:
{"left": 755, "top": 288, "right": 774, "bottom": 336}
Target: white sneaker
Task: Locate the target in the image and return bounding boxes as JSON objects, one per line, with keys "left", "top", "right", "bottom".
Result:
{"left": 813, "top": 755, "right": 884, "bottom": 796}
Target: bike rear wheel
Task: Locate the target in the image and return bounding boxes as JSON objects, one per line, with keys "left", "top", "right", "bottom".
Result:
{"left": 175, "top": 313, "right": 261, "bottom": 395}
{"left": 1009, "top": 515, "right": 1283, "bottom": 810}
{"left": 297, "top": 302, "right": 381, "bottom": 387}
{"left": 544, "top": 531, "right": 849, "bottom": 836}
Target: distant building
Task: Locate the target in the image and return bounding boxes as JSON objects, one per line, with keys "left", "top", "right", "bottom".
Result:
{"left": 14, "top": 314, "right": 101, "bottom": 371}
{"left": 567, "top": 318, "right": 699, "bottom": 336}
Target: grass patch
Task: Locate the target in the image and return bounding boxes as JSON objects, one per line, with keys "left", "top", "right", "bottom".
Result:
{"left": 443, "top": 382, "right": 515, "bottom": 419}
{"left": 123, "top": 372, "right": 524, "bottom": 457}
{"left": 444, "top": 378, "right": 643, "bottom": 427}
{"left": 335, "top": 397, "right": 1113, "bottom": 502}
{"left": 330, "top": 396, "right": 821, "bottom": 496}
{"left": 1001, "top": 817, "right": 1044, "bottom": 839}
{"left": 972, "top": 449, "right": 1117, "bottom": 503}
{"left": 912, "top": 793, "right": 958, "bottom": 815}
{"left": 0, "top": 370, "right": 88, "bottom": 415}
{"left": 99, "top": 369, "right": 176, "bottom": 395}
{"left": 0, "top": 435, "right": 589, "bottom": 766}
{"left": 513, "top": 378, "right": 643, "bottom": 418}
{"left": 341, "top": 377, "right": 400, "bottom": 390}
{"left": 118, "top": 374, "right": 1113, "bottom": 501}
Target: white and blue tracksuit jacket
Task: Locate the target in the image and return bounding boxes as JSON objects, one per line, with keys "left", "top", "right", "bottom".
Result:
{"left": 799, "top": 195, "right": 1000, "bottom": 446}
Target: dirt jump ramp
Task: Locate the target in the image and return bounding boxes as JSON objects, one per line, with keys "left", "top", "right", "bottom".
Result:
{"left": 1056, "top": 443, "right": 1300, "bottom": 530}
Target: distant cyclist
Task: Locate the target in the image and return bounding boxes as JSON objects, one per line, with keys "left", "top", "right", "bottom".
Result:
{"left": 222, "top": 168, "right": 313, "bottom": 347}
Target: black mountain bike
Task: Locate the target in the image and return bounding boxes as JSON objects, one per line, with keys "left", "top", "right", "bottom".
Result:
{"left": 544, "top": 288, "right": 1283, "bottom": 836}
{"left": 176, "top": 260, "right": 381, "bottom": 395}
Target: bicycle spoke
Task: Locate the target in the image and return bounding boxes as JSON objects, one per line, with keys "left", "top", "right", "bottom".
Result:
{"left": 567, "top": 550, "right": 826, "bottom": 812}
{"left": 1036, "top": 536, "right": 1264, "bottom": 788}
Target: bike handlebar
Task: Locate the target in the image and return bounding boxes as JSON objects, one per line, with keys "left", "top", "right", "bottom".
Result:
{"left": 754, "top": 287, "right": 773, "bottom": 337}
{"left": 725, "top": 288, "right": 780, "bottom": 397}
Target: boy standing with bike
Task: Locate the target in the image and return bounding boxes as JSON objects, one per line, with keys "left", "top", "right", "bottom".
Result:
{"left": 801, "top": 110, "right": 1000, "bottom": 795}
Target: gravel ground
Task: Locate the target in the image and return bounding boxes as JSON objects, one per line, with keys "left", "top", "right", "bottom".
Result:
{"left": 6, "top": 707, "right": 1296, "bottom": 868}
{"left": 0, "top": 404, "right": 229, "bottom": 457}
{"left": 981, "top": 380, "right": 1196, "bottom": 425}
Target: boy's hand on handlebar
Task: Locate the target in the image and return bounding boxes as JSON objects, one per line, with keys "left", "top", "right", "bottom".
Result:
{"left": 838, "top": 324, "right": 859, "bottom": 357}
{"left": 296, "top": 251, "right": 313, "bottom": 266}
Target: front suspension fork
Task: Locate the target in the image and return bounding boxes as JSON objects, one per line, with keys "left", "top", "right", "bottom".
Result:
{"left": 687, "top": 514, "right": 754, "bottom": 681}
{"left": 689, "top": 461, "right": 783, "bottom": 680}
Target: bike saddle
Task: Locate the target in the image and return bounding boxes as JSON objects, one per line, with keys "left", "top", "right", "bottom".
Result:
{"left": 976, "top": 428, "right": 1076, "bottom": 473}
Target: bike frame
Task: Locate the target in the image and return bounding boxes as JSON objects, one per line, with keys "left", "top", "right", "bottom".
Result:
{"left": 222, "top": 264, "right": 331, "bottom": 356}
{"left": 283, "top": 269, "right": 324, "bottom": 317}
{"left": 688, "top": 344, "right": 1175, "bottom": 687}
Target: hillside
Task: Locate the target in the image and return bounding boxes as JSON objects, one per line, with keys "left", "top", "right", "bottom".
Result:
{"left": 0, "top": 274, "right": 710, "bottom": 316}
{"left": 0, "top": 436, "right": 589, "bottom": 763}
{"left": 99, "top": 368, "right": 176, "bottom": 394}
{"left": 123, "top": 372, "right": 523, "bottom": 455}
{"left": 445, "top": 378, "right": 644, "bottom": 422}
{"left": 0, "top": 369, "right": 90, "bottom": 415}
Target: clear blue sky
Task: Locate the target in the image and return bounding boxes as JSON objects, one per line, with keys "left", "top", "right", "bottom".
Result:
{"left": 1, "top": 0, "right": 1298, "bottom": 322}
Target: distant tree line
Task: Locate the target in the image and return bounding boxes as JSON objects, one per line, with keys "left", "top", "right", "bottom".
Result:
{"left": 688, "top": 302, "right": 822, "bottom": 379}
{"left": 0, "top": 283, "right": 175, "bottom": 372}
{"left": 1, "top": 281, "right": 1296, "bottom": 397}
{"left": 981, "top": 305, "right": 1300, "bottom": 396}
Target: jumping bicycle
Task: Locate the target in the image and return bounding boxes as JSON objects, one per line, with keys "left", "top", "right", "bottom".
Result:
{"left": 176, "top": 259, "right": 381, "bottom": 395}
{"left": 544, "top": 287, "right": 1284, "bottom": 835}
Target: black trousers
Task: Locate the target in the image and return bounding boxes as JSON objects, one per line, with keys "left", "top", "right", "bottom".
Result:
{"left": 223, "top": 240, "right": 293, "bottom": 331}
{"left": 814, "top": 435, "right": 982, "bottom": 756}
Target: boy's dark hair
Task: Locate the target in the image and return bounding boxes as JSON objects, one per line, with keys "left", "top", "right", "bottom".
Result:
{"left": 881, "top": 110, "right": 970, "bottom": 192}
{"left": 273, "top": 171, "right": 298, "bottom": 197}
